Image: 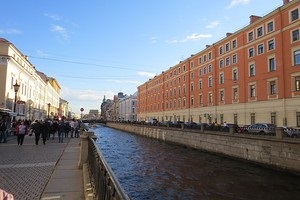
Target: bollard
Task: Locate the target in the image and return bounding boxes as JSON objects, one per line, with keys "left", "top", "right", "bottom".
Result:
{"left": 200, "top": 124, "right": 205, "bottom": 133}
{"left": 275, "top": 127, "right": 284, "bottom": 139}
{"left": 228, "top": 124, "right": 235, "bottom": 134}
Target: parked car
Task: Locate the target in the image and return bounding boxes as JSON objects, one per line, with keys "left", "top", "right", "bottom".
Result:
{"left": 183, "top": 122, "right": 201, "bottom": 129}
{"left": 244, "top": 123, "right": 276, "bottom": 135}
{"left": 283, "top": 127, "right": 300, "bottom": 138}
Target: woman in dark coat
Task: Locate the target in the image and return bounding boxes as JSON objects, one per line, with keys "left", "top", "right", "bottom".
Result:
{"left": 31, "top": 120, "right": 42, "bottom": 145}
{"left": 41, "top": 120, "right": 51, "bottom": 145}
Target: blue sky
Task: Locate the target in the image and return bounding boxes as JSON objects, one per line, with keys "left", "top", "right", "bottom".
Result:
{"left": 0, "top": 0, "right": 283, "bottom": 114}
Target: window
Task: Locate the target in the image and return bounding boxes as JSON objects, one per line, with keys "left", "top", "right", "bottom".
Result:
{"left": 220, "top": 91, "right": 224, "bottom": 102}
{"left": 249, "top": 64, "right": 255, "bottom": 77}
{"left": 226, "top": 57, "right": 230, "bottom": 66}
{"left": 269, "top": 57, "right": 276, "bottom": 71}
{"left": 249, "top": 48, "right": 254, "bottom": 57}
{"left": 183, "top": 85, "right": 186, "bottom": 93}
{"left": 271, "top": 112, "right": 276, "bottom": 125}
{"left": 199, "top": 80, "right": 202, "bottom": 89}
{"left": 203, "top": 55, "right": 207, "bottom": 62}
{"left": 190, "top": 61, "right": 194, "bottom": 68}
{"left": 267, "top": 21, "right": 274, "bottom": 32}
{"left": 291, "top": 8, "right": 299, "bottom": 22}
{"left": 208, "top": 77, "right": 212, "bottom": 87}
{"left": 257, "top": 27, "right": 263, "bottom": 37}
{"left": 219, "top": 60, "right": 224, "bottom": 68}
{"left": 191, "top": 82, "right": 194, "bottom": 91}
{"left": 208, "top": 52, "right": 212, "bottom": 60}
{"left": 191, "top": 72, "right": 194, "bottom": 79}
{"left": 190, "top": 97, "right": 194, "bottom": 106}
{"left": 258, "top": 44, "right": 264, "bottom": 54}
{"left": 232, "top": 54, "right": 237, "bottom": 64}
{"left": 219, "top": 46, "right": 223, "bottom": 55}
{"left": 268, "top": 39, "right": 275, "bottom": 50}
{"left": 292, "top": 29, "right": 299, "bottom": 42}
{"left": 294, "top": 50, "right": 300, "bottom": 65}
{"left": 225, "top": 43, "right": 230, "bottom": 52}
{"left": 295, "top": 76, "right": 300, "bottom": 91}
{"left": 199, "top": 57, "right": 202, "bottom": 64}
{"left": 199, "top": 69, "right": 202, "bottom": 76}
{"left": 208, "top": 65, "right": 212, "bottom": 73}
{"left": 204, "top": 67, "right": 207, "bottom": 74}
{"left": 233, "top": 69, "right": 238, "bottom": 81}
{"left": 250, "top": 85, "right": 256, "bottom": 97}
{"left": 199, "top": 94, "right": 203, "bottom": 105}
{"left": 296, "top": 112, "right": 300, "bottom": 127}
{"left": 208, "top": 93, "right": 213, "bottom": 103}
{"left": 270, "top": 81, "right": 276, "bottom": 95}
{"left": 233, "top": 88, "right": 238, "bottom": 100}
{"left": 183, "top": 65, "right": 186, "bottom": 71}
{"left": 220, "top": 73, "right": 224, "bottom": 84}
{"left": 251, "top": 113, "right": 255, "bottom": 124}
{"left": 248, "top": 31, "right": 254, "bottom": 42}
{"left": 232, "top": 39, "right": 237, "bottom": 48}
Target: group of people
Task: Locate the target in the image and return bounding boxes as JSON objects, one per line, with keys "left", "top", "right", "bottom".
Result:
{"left": 0, "top": 118, "right": 82, "bottom": 145}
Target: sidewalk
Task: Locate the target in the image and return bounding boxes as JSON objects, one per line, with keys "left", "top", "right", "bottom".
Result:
{"left": 0, "top": 134, "right": 84, "bottom": 200}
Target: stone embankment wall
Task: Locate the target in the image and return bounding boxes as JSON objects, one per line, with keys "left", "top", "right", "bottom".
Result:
{"left": 106, "top": 122, "right": 300, "bottom": 174}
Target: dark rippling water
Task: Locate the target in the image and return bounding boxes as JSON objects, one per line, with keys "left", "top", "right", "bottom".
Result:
{"left": 93, "top": 125, "right": 300, "bottom": 200}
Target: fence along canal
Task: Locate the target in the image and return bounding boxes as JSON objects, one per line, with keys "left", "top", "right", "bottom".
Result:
{"left": 90, "top": 125, "right": 300, "bottom": 200}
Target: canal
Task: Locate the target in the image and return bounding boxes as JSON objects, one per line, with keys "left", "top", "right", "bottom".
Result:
{"left": 92, "top": 125, "right": 300, "bottom": 200}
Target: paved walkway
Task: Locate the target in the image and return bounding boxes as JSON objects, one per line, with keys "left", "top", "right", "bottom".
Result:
{"left": 0, "top": 134, "right": 84, "bottom": 200}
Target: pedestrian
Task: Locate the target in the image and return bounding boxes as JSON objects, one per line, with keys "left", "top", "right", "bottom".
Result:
{"left": 16, "top": 121, "right": 28, "bottom": 145}
{"left": 41, "top": 120, "right": 50, "bottom": 145}
{"left": 51, "top": 120, "right": 58, "bottom": 139}
{"left": 0, "top": 118, "right": 7, "bottom": 143}
{"left": 31, "top": 120, "right": 42, "bottom": 145}
{"left": 58, "top": 120, "right": 66, "bottom": 143}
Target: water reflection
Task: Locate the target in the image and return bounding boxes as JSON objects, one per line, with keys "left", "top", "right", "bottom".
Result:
{"left": 94, "top": 125, "right": 300, "bottom": 200}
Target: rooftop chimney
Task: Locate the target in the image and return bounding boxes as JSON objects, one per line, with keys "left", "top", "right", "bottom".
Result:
{"left": 250, "top": 15, "right": 261, "bottom": 24}
{"left": 283, "top": 0, "right": 290, "bottom": 5}
{"left": 226, "top": 33, "right": 232, "bottom": 37}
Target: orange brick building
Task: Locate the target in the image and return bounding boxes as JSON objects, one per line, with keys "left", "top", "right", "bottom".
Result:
{"left": 138, "top": 0, "right": 300, "bottom": 127}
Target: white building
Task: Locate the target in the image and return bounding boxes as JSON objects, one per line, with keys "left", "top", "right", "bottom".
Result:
{"left": 119, "top": 92, "right": 137, "bottom": 121}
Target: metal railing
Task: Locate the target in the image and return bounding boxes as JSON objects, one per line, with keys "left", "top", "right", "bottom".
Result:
{"left": 87, "top": 137, "right": 130, "bottom": 200}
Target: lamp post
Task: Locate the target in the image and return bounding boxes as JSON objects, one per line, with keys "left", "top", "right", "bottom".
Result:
{"left": 13, "top": 81, "right": 20, "bottom": 122}
{"left": 47, "top": 103, "right": 51, "bottom": 119}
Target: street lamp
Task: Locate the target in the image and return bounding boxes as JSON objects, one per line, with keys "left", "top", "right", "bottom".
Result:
{"left": 13, "top": 81, "right": 20, "bottom": 122}
{"left": 47, "top": 103, "right": 51, "bottom": 119}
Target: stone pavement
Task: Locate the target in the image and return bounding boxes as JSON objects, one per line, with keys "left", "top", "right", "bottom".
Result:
{"left": 0, "top": 134, "right": 84, "bottom": 200}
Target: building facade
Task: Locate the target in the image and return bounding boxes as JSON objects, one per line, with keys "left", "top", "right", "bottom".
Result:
{"left": 138, "top": 0, "right": 300, "bottom": 127}
{"left": 119, "top": 93, "right": 138, "bottom": 121}
{"left": 0, "top": 38, "right": 61, "bottom": 121}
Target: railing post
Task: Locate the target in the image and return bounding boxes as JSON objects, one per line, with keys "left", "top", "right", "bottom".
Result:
{"left": 228, "top": 124, "right": 235, "bottom": 134}
{"left": 276, "top": 127, "right": 284, "bottom": 139}
{"left": 201, "top": 124, "right": 205, "bottom": 133}
{"left": 78, "top": 131, "right": 95, "bottom": 169}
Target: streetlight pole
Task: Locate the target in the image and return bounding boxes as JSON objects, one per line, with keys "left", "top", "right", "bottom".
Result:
{"left": 13, "top": 81, "right": 20, "bottom": 122}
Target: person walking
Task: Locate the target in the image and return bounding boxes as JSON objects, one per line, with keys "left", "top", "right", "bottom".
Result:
{"left": 16, "top": 121, "right": 28, "bottom": 145}
{"left": 41, "top": 120, "right": 50, "bottom": 145}
{"left": 0, "top": 118, "right": 7, "bottom": 143}
{"left": 31, "top": 120, "right": 42, "bottom": 145}
{"left": 58, "top": 120, "right": 66, "bottom": 143}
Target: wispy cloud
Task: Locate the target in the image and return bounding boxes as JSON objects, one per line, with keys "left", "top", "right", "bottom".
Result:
{"left": 44, "top": 13, "right": 61, "bottom": 21}
{"left": 138, "top": 71, "right": 156, "bottom": 78}
{"left": 51, "top": 24, "right": 69, "bottom": 40}
{"left": 226, "top": 0, "right": 251, "bottom": 9}
{"left": 107, "top": 79, "right": 142, "bottom": 85}
{"left": 0, "top": 29, "right": 22, "bottom": 35}
{"left": 166, "top": 33, "right": 212, "bottom": 43}
{"left": 206, "top": 21, "right": 220, "bottom": 28}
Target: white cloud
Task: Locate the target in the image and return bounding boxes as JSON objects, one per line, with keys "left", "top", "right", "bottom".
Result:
{"left": 0, "top": 29, "right": 22, "bottom": 34}
{"left": 51, "top": 24, "right": 69, "bottom": 40}
{"left": 107, "top": 79, "right": 142, "bottom": 85}
{"left": 138, "top": 71, "right": 156, "bottom": 78}
{"left": 226, "top": 0, "right": 251, "bottom": 9}
{"left": 166, "top": 33, "right": 212, "bottom": 44}
{"left": 205, "top": 21, "right": 220, "bottom": 28}
{"left": 44, "top": 13, "right": 61, "bottom": 21}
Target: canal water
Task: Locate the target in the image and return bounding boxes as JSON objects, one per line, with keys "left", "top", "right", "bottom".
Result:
{"left": 92, "top": 125, "right": 300, "bottom": 200}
